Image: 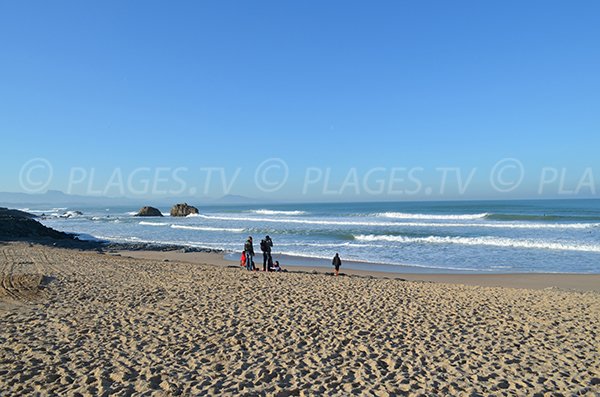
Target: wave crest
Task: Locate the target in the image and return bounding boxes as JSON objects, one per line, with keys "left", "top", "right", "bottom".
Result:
{"left": 376, "top": 212, "right": 488, "bottom": 220}
{"left": 139, "top": 221, "right": 169, "bottom": 226}
{"left": 251, "top": 209, "right": 307, "bottom": 216}
{"left": 193, "top": 214, "right": 598, "bottom": 229}
{"left": 354, "top": 234, "right": 600, "bottom": 253}
{"left": 171, "top": 225, "right": 244, "bottom": 233}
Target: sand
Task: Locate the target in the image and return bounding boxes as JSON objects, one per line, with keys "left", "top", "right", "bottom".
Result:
{"left": 1, "top": 242, "right": 599, "bottom": 396}
{"left": 120, "top": 249, "right": 600, "bottom": 292}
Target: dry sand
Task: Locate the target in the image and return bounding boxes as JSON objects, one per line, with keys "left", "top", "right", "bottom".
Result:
{"left": 1, "top": 242, "right": 599, "bottom": 396}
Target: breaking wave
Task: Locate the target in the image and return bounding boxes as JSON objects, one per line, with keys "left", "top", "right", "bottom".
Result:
{"left": 139, "top": 221, "right": 169, "bottom": 226}
{"left": 250, "top": 209, "right": 307, "bottom": 216}
{"left": 170, "top": 225, "right": 244, "bottom": 233}
{"left": 194, "top": 214, "right": 598, "bottom": 229}
{"left": 376, "top": 212, "right": 488, "bottom": 220}
{"left": 354, "top": 234, "right": 600, "bottom": 253}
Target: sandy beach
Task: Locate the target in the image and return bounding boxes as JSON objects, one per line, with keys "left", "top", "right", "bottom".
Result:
{"left": 1, "top": 242, "right": 599, "bottom": 395}
{"left": 121, "top": 249, "right": 600, "bottom": 292}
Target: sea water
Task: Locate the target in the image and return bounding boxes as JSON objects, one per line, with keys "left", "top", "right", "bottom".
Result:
{"left": 33, "top": 199, "right": 600, "bottom": 274}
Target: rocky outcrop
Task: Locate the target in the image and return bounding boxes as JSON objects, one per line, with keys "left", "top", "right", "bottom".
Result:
{"left": 0, "top": 208, "right": 73, "bottom": 241}
{"left": 0, "top": 208, "right": 37, "bottom": 219}
{"left": 170, "top": 203, "right": 199, "bottom": 217}
{"left": 135, "top": 206, "right": 163, "bottom": 217}
{"left": 60, "top": 211, "right": 83, "bottom": 218}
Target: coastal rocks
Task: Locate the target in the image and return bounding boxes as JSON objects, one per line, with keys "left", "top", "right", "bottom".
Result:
{"left": 0, "top": 208, "right": 74, "bottom": 241}
{"left": 103, "top": 242, "right": 220, "bottom": 253}
{"left": 135, "top": 206, "right": 163, "bottom": 217}
{"left": 60, "top": 211, "right": 83, "bottom": 218}
{"left": 0, "top": 208, "right": 37, "bottom": 219}
{"left": 170, "top": 203, "right": 199, "bottom": 217}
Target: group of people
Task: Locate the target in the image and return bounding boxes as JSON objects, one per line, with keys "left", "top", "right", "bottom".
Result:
{"left": 241, "top": 236, "right": 343, "bottom": 276}
{"left": 241, "top": 235, "right": 282, "bottom": 272}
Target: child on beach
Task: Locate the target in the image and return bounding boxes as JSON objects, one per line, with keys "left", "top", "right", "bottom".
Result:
{"left": 332, "top": 253, "right": 341, "bottom": 276}
{"left": 270, "top": 260, "right": 282, "bottom": 272}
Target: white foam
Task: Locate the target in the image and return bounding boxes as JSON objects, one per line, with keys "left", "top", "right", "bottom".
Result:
{"left": 354, "top": 234, "right": 600, "bottom": 253}
{"left": 375, "top": 212, "right": 488, "bottom": 220}
{"left": 126, "top": 211, "right": 138, "bottom": 216}
{"left": 139, "top": 221, "right": 169, "bottom": 226}
{"left": 194, "top": 214, "right": 598, "bottom": 230}
{"left": 171, "top": 225, "right": 244, "bottom": 233}
{"left": 185, "top": 213, "right": 201, "bottom": 217}
{"left": 279, "top": 242, "right": 385, "bottom": 248}
{"left": 196, "top": 214, "right": 405, "bottom": 227}
{"left": 251, "top": 209, "right": 307, "bottom": 216}
{"left": 62, "top": 210, "right": 82, "bottom": 218}
{"left": 20, "top": 208, "right": 68, "bottom": 214}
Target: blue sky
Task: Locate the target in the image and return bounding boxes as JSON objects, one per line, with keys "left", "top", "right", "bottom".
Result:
{"left": 1, "top": 1, "right": 599, "bottom": 201}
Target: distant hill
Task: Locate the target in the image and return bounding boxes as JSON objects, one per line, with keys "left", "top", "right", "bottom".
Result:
{"left": 0, "top": 190, "right": 135, "bottom": 206}
{"left": 0, "top": 190, "right": 269, "bottom": 207}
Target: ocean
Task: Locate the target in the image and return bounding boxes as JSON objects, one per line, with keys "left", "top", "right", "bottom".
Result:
{"left": 31, "top": 199, "right": 600, "bottom": 274}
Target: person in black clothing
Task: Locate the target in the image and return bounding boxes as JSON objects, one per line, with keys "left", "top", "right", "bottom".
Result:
{"left": 260, "top": 235, "right": 273, "bottom": 271}
{"left": 244, "top": 236, "right": 254, "bottom": 271}
{"left": 332, "top": 253, "right": 341, "bottom": 276}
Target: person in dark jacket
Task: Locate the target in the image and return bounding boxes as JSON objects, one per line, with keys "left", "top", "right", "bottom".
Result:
{"left": 244, "top": 237, "right": 254, "bottom": 271}
{"left": 332, "top": 253, "right": 341, "bottom": 276}
{"left": 260, "top": 235, "right": 273, "bottom": 271}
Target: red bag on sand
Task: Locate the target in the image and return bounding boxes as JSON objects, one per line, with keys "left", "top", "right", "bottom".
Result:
{"left": 240, "top": 251, "right": 246, "bottom": 266}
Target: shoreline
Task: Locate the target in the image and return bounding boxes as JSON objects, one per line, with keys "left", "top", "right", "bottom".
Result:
{"left": 2, "top": 203, "right": 598, "bottom": 292}
{"left": 118, "top": 249, "right": 600, "bottom": 292}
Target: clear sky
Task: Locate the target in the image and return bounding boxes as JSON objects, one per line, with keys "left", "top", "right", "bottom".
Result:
{"left": 1, "top": 1, "right": 599, "bottom": 201}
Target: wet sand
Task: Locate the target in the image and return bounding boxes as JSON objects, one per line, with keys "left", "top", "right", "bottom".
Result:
{"left": 121, "top": 249, "right": 600, "bottom": 292}
{"left": 1, "top": 242, "right": 599, "bottom": 395}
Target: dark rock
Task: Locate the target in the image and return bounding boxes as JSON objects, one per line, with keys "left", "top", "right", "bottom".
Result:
{"left": 0, "top": 208, "right": 37, "bottom": 219}
{"left": 0, "top": 208, "right": 72, "bottom": 240}
{"left": 135, "top": 206, "right": 163, "bottom": 217}
{"left": 62, "top": 210, "right": 83, "bottom": 218}
{"left": 170, "top": 203, "right": 199, "bottom": 217}
{"left": 103, "top": 242, "right": 221, "bottom": 254}
{"left": 0, "top": 207, "right": 106, "bottom": 250}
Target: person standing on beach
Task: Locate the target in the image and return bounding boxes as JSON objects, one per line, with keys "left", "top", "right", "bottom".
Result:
{"left": 244, "top": 237, "right": 254, "bottom": 271}
{"left": 332, "top": 253, "right": 341, "bottom": 276}
{"left": 260, "top": 235, "right": 273, "bottom": 272}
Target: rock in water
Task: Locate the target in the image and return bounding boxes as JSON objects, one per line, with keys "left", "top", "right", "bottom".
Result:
{"left": 170, "top": 203, "right": 199, "bottom": 217}
{"left": 135, "top": 206, "right": 163, "bottom": 217}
